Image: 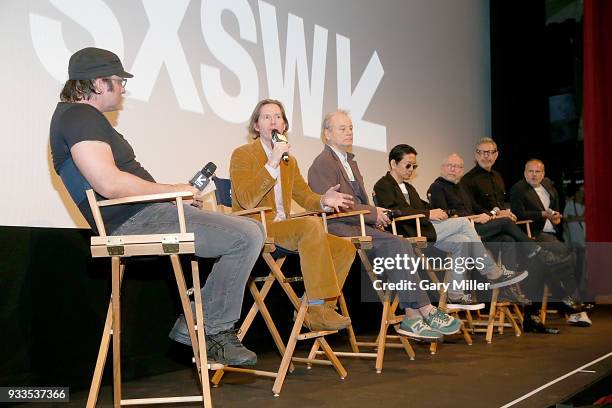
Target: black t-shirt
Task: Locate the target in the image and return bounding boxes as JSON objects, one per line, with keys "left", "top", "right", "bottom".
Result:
{"left": 50, "top": 102, "right": 155, "bottom": 233}
{"left": 428, "top": 177, "right": 475, "bottom": 217}
{"left": 459, "top": 165, "right": 507, "bottom": 213}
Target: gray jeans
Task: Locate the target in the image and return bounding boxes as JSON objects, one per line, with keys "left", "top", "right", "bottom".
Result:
{"left": 113, "top": 203, "right": 265, "bottom": 334}
{"left": 432, "top": 217, "right": 498, "bottom": 295}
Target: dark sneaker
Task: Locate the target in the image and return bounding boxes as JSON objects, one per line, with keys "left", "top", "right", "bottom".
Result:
{"left": 168, "top": 314, "right": 193, "bottom": 346}
{"left": 169, "top": 316, "right": 257, "bottom": 366}
{"left": 395, "top": 317, "right": 443, "bottom": 341}
{"left": 423, "top": 307, "right": 462, "bottom": 335}
{"left": 498, "top": 285, "right": 532, "bottom": 305}
{"left": 488, "top": 265, "right": 528, "bottom": 289}
{"left": 532, "top": 247, "right": 574, "bottom": 266}
{"left": 567, "top": 312, "right": 592, "bottom": 327}
{"left": 523, "top": 314, "right": 560, "bottom": 334}
{"left": 304, "top": 304, "right": 351, "bottom": 331}
{"left": 206, "top": 330, "right": 257, "bottom": 366}
{"left": 561, "top": 296, "right": 594, "bottom": 314}
{"left": 446, "top": 293, "right": 485, "bottom": 311}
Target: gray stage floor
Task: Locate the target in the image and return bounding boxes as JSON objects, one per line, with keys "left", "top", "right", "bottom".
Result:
{"left": 25, "top": 307, "right": 612, "bottom": 408}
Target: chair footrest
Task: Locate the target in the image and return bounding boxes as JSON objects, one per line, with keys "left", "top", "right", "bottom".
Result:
{"left": 314, "top": 350, "right": 378, "bottom": 359}
{"left": 297, "top": 330, "right": 338, "bottom": 340}
{"left": 291, "top": 357, "right": 333, "bottom": 366}
{"left": 220, "top": 366, "right": 278, "bottom": 378}
{"left": 121, "top": 395, "right": 204, "bottom": 405}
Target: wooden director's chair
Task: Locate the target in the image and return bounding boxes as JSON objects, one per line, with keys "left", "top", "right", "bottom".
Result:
{"left": 306, "top": 209, "right": 419, "bottom": 373}
{"left": 84, "top": 190, "right": 219, "bottom": 408}
{"left": 203, "top": 178, "right": 347, "bottom": 397}
{"left": 465, "top": 217, "right": 533, "bottom": 343}
{"left": 515, "top": 219, "right": 556, "bottom": 324}
{"left": 387, "top": 212, "right": 475, "bottom": 354}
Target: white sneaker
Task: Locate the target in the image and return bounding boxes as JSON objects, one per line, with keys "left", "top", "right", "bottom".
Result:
{"left": 567, "top": 312, "right": 592, "bottom": 327}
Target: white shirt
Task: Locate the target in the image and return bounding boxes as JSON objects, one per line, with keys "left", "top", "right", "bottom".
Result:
{"left": 329, "top": 145, "right": 355, "bottom": 181}
{"left": 260, "top": 139, "right": 286, "bottom": 222}
{"left": 397, "top": 180, "right": 411, "bottom": 205}
{"left": 533, "top": 185, "right": 555, "bottom": 233}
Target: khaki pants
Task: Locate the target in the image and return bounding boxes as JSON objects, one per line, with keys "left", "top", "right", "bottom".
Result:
{"left": 267, "top": 216, "right": 356, "bottom": 300}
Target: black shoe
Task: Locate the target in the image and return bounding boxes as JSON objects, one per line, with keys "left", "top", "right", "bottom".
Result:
{"left": 532, "top": 247, "right": 573, "bottom": 267}
{"left": 561, "top": 296, "right": 591, "bottom": 314}
{"left": 446, "top": 293, "right": 486, "bottom": 310}
{"left": 206, "top": 329, "right": 257, "bottom": 366}
{"left": 488, "top": 266, "right": 529, "bottom": 289}
{"left": 523, "top": 314, "right": 560, "bottom": 334}
{"left": 498, "top": 285, "right": 532, "bottom": 306}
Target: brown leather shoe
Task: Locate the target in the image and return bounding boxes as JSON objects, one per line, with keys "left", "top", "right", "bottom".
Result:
{"left": 304, "top": 305, "right": 351, "bottom": 331}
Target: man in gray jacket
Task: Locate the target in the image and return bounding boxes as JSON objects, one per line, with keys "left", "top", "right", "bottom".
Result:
{"left": 308, "top": 110, "right": 462, "bottom": 341}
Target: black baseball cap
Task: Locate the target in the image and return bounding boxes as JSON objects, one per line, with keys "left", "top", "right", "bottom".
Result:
{"left": 68, "top": 47, "right": 133, "bottom": 80}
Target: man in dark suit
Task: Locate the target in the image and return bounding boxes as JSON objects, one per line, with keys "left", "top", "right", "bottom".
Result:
{"left": 510, "top": 159, "right": 562, "bottom": 240}
{"left": 373, "top": 144, "right": 527, "bottom": 310}
{"left": 307, "top": 110, "right": 462, "bottom": 341}
{"left": 510, "top": 159, "right": 591, "bottom": 326}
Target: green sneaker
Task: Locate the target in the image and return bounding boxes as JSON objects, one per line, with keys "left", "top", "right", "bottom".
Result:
{"left": 396, "top": 317, "right": 443, "bottom": 341}
{"left": 424, "top": 307, "right": 462, "bottom": 335}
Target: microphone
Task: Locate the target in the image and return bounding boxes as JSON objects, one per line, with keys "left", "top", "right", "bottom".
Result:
{"left": 189, "top": 162, "right": 217, "bottom": 191}
{"left": 271, "top": 129, "right": 289, "bottom": 163}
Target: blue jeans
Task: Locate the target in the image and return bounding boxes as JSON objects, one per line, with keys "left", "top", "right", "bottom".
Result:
{"left": 113, "top": 203, "right": 265, "bottom": 334}
{"left": 432, "top": 217, "right": 498, "bottom": 296}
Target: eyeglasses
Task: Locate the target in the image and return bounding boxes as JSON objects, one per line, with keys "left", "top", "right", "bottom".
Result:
{"left": 405, "top": 163, "right": 418, "bottom": 170}
{"left": 445, "top": 163, "right": 464, "bottom": 169}
{"left": 105, "top": 77, "right": 127, "bottom": 87}
{"left": 476, "top": 149, "right": 498, "bottom": 156}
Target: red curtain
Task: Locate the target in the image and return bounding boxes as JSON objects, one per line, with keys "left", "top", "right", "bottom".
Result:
{"left": 583, "top": 0, "right": 612, "bottom": 242}
{"left": 583, "top": 0, "right": 612, "bottom": 298}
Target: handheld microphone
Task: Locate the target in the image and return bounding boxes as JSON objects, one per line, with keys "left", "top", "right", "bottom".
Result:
{"left": 271, "top": 129, "right": 289, "bottom": 163}
{"left": 189, "top": 162, "right": 217, "bottom": 191}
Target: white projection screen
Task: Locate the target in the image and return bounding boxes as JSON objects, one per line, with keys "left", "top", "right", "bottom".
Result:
{"left": 1, "top": 0, "right": 490, "bottom": 228}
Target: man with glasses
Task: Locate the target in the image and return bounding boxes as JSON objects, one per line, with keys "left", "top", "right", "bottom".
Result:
{"left": 459, "top": 140, "right": 579, "bottom": 332}
{"left": 50, "top": 47, "right": 266, "bottom": 365}
{"left": 230, "top": 99, "right": 357, "bottom": 332}
{"left": 373, "top": 145, "right": 527, "bottom": 310}
{"left": 460, "top": 138, "right": 517, "bottom": 220}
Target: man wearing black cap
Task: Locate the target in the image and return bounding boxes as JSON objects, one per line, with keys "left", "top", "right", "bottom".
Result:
{"left": 50, "top": 47, "right": 265, "bottom": 365}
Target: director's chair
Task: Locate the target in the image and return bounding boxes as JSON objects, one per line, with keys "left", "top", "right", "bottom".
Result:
{"left": 204, "top": 178, "right": 347, "bottom": 397}
{"left": 84, "top": 189, "right": 218, "bottom": 408}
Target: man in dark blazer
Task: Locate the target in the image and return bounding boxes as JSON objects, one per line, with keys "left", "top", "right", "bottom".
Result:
{"left": 510, "top": 159, "right": 562, "bottom": 240}
{"left": 374, "top": 144, "right": 527, "bottom": 309}
{"left": 308, "top": 110, "right": 463, "bottom": 341}
{"left": 509, "top": 159, "right": 591, "bottom": 324}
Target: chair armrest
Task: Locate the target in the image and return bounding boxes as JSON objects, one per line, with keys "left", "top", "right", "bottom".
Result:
{"left": 321, "top": 209, "right": 371, "bottom": 236}
{"left": 390, "top": 213, "right": 424, "bottom": 238}
{"left": 515, "top": 219, "right": 533, "bottom": 238}
{"left": 324, "top": 209, "right": 370, "bottom": 220}
{"left": 289, "top": 210, "right": 329, "bottom": 218}
{"left": 392, "top": 213, "right": 425, "bottom": 222}
{"left": 231, "top": 206, "right": 273, "bottom": 217}
{"left": 97, "top": 191, "right": 194, "bottom": 207}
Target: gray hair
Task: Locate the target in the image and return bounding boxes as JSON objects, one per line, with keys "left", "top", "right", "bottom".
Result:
{"left": 475, "top": 137, "right": 497, "bottom": 151}
{"left": 322, "top": 109, "right": 350, "bottom": 131}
